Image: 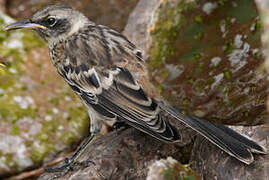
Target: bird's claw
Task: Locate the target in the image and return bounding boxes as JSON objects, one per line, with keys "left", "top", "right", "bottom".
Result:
{"left": 45, "top": 158, "right": 73, "bottom": 173}
{"left": 46, "top": 164, "right": 71, "bottom": 180}
{"left": 45, "top": 158, "right": 95, "bottom": 179}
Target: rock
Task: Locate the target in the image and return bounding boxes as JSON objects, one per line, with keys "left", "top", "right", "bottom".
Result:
{"left": 190, "top": 125, "right": 269, "bottom": 180}
{"left": 6, "top": 0, "right": 138, "bottom": 32}
{"left": 255, "top": 0, "right": 269, "bottom": 113}
{"left": 123, "top": 0, "right": 161, "bottom": 58}
{"left": 38, "top": 128, "right": 191, "bottom": 180}
{"left": 125, "top": 0, "right": 269, "bottom": 126}
{"left": 146, "top": 157, "right": 200, "bottom": 180}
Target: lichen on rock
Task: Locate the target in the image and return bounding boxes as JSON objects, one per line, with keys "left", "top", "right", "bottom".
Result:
{"left": 147, "top": 157, "right": 199, "bottom": 180}
{"left": 0, "top": 11, "right": 89, "bottom": 177}
{"left": 148, "top": 0, "right": 268, "bottom": 125}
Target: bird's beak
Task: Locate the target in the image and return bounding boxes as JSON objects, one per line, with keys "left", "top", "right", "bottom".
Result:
{"left": 0, "top": 63, "right": 5, "bottom": 68}
{"left": 4, "top": 19, "right": 47, "bottom": 31}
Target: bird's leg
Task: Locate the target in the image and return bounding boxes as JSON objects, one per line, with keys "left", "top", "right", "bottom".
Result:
{"left": 46, "top": 110, "right": 102, "bottom": 178}
{"left": 46, "top": 130, "right": 98, "bottom": 176}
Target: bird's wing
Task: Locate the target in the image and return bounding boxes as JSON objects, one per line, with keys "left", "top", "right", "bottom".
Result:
{"left": 52, "top": 26, "right": 179, "bottom": 142}
{"left": 58, "top": 60, "right": 179, "bottom": 142}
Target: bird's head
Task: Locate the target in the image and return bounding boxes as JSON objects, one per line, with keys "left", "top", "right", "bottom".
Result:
{"left": 4, "top": 4, "right": 90, "bottom": 44}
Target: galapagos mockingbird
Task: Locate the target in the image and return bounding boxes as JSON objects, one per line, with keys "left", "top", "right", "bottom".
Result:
{"left": 4, "top": 4, "right": 267, "bottom": 178}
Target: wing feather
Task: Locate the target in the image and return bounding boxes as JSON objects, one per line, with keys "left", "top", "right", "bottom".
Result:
{"left": 55, "top": 28, "right": 179, "bottom": 141}
{"left": 58, "top": 60, "right": 179, "bottom": 142}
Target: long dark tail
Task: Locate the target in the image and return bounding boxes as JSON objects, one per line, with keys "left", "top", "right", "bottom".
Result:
{"left": 159, "top": 103, "right": 267, "bottom": 164}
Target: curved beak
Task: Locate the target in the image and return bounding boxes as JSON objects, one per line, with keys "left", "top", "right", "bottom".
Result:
{"left": 4, "top": 19, "right": 47, "bottom": 31}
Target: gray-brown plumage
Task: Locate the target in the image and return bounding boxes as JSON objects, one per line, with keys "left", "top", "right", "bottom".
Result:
{"left": 4, "top": 4, "right": 267, "bottom": 178}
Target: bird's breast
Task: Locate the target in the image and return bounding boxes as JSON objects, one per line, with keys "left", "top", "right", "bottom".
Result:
{"left": 49, "top": 42, "right": 66, "bottom": 66}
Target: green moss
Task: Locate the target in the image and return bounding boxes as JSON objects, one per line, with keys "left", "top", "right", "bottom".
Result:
{"left": 161, "top": 69, "right": 169, "bottom": 79}
{"left": 194, "top": 32, "right": 204, "bottom": 40}
{"left": 68, "top": 106, "right": 88, "bottom": 129}
{"left": 38, "top": 132, "right": 49, "bottom": 141}
{"left": 180, "top": 44, "right": 202, "bottom": 62}
{"left": 147, "top": 0, "right": 263, "bottom": 125}
{"left": 0, "top": 16, "right": 89, "bottom": 171}
{"left": 218, "top": 0, "right": 228, "bottom": 6}
{"left": 10, "top": 125, "right": 20, "bottom": 135}
{"left": 0, "top": 67, "right": 6, "bottom": 75}
{"left": 0, "top": 21, "right": 34, "bottom": 126}
{"left": 243, "top": 111, "right": 249, "bottom": 117}
{"left": 51, "top": 105, "right": 89, "bottom": 145}
{"left": 0, "top": 152, "right": 19, "bottom": 169}
{"left": 193, "top": 79, "right": 206, "bottom": 94}
{"left": 223, "top": 85, "right": 232, "bottom": 95}
{"left": 223, "top": 41, "right": 235, "bottom": 54}
{"left": 195, "top": 63, "right": 204, "bottom": 74}
{"left": 181, "top": 109, "right": 187, "bottom": 115}
{"left": 0, "top": 100, "right": 38, "bottom": 123}
{"left": 48, "top": 97, "right": 61, "bottom": 106}
{"left": 149, "top": 1, "right": 197, "bottom": 68}
{"left": 155, "top": 83, "right": 164, "bottom": 94}
{"left": 187, "top": 78, "right": 194, "bottom": 84}
{"left": 226, "top": 0, "right": 256, "bottom": 23}
{"left": 254, "top": 20, "right": 262, "bottom": 32}
{"left": 254, "top": 51, "right": 262, "bottom": 59}
{"left": 194, "top": 16, "right": 203, "bottom": 23}
{"left": 30, "top": 123, "right": 58, "bottom": 162}
{"left": 183, "top": 98, "right": 190, "bottom": 105}
{"left": 183, "top": 21, "right": 204, "bottom": 41}
{"left": 224, "top": 71, "right": 231, "bottom": 79}
{"left": 31, "top": 143, "right": 55, "bottom": 163}
{"left": 207, "top": 77, "right": 214, "bottom": 84}
{"left": 0, "top": 21, "right": 11, "bottom": 43}
{"left": 0, "top": 17, "right": 50, "bottom": 167}
{"left": 251, "top": 20, "right": 262, "bottom": 41}
{"left": 21, "top": 30, "right": 45, "bottom": 51}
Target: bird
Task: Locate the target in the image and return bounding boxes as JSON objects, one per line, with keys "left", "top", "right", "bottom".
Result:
{"left": 4, "top": 4, "right": 267, "bottom": 178}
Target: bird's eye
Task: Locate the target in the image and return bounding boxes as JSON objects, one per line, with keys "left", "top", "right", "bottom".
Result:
{"left": 47, "top": 17, "right": 56, "bottom": 26}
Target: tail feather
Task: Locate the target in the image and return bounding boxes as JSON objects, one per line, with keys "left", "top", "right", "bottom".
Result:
{"left": 213, "top": 123, "right": 267, "bottom": 154}
{"left": 159, "top": 103, "right": 267, "bottom": 164}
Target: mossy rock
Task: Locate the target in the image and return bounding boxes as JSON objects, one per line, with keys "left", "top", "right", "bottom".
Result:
{"left": 148, "top": 0, "right": 268, "bottom": 125}
{"left": 0, "top": 13, "right": 88, "bottom": 177}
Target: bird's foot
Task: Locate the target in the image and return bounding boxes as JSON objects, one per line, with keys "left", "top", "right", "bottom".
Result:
{"left": 45, "top": 131, "right": 98, "bottom": 179}
{"left": 45, "top": 158, "right": 95, "bottom": 179}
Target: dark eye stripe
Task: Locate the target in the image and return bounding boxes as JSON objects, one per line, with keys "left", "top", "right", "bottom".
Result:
{"left": 39, "top": 18, "right": 71, "bottom": 36}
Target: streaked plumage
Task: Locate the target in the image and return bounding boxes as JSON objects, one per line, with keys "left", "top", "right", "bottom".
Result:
{"left": 4, "top": 4, "right": 267, "bottom": 176}
{"left": 51, "top": 21, "right": 179, "bottom": 142}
